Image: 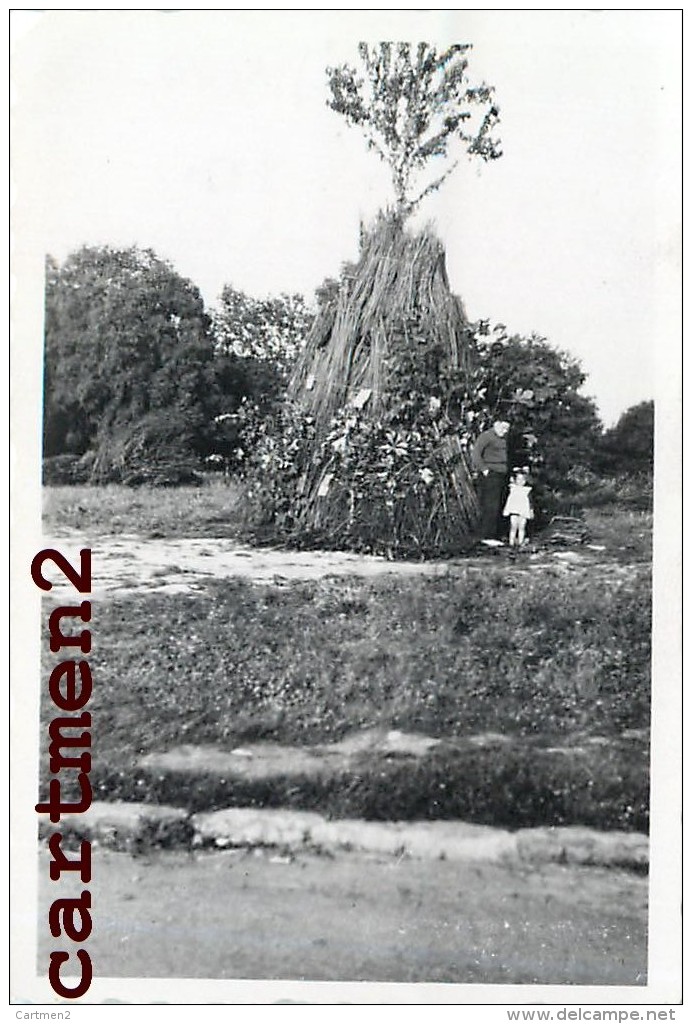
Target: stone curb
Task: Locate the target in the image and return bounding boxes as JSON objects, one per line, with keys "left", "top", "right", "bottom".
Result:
{"left": 38, "top": 802, "right": 649, "bottom": 871}
{"left": 38, "top": 801, "right": 195, "bottom": 851}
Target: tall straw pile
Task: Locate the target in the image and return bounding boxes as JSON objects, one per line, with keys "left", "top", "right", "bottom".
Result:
{"left": 274, "top": 215, "right": 481, "bottom": 556}
{"left": 290, "top": 216, "right": 472, "bottom": 424}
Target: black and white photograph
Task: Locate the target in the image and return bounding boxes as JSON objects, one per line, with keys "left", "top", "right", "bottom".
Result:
{"left": 10, "top": 9, "right": 681, "bottom": 1009}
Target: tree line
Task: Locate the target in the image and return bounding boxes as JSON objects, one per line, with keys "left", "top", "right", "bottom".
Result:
{"left": 42, "top": 246, "right": 309, "bottom": 485}
{"left": 42, "top": 243, "right": 653, "bottom": 491}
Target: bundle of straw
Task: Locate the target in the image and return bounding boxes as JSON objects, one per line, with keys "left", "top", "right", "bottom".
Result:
{"left": 290, "top": 215, "right": 471, "bottom": 426}
{"left": 284, "top": 214, "right": 480, "bottom": 555}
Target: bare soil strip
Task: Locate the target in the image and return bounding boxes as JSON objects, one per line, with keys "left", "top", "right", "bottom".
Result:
{"left": 42, "top": 532, "right": 643, "bottom": 596}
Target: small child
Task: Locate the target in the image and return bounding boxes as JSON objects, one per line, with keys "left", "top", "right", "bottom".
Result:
{"left": 503, "top": 466, "right": 534, "bottom": 547}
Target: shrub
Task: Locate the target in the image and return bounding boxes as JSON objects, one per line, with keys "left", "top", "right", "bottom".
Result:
{"left": 89, "top": 411, "right": 204, "bottom": 487}
{"left": 41, "top": 453, "right": 92, "bottom": 486}
{"left": 240, "top": 385, "right": 481, "bottom": 557}
{"left": 551, "top": 473, "right": 653, "bottom": 515}
{"left": 43, "top": 246, "right": 218, "bottom": 460}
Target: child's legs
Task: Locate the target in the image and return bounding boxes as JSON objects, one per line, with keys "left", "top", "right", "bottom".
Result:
{"left": 508, "top": 515, "right": 519, "bottom": 545}
{"left": 517, "top": 516, "right": 527, "bottom": 544}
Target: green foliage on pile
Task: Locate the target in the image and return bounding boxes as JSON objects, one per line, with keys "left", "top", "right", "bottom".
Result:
{"left": 241, "top": 313, "right": 607, "bottom": 554}
{"left": 240, "top": 317, "right": 482, "bottom": 556}
{"left": 241, "top": 217, "right": 481, "bottom": 556}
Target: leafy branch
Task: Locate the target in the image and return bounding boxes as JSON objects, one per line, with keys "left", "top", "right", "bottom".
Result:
{"left": 327, "top": 42, "right": 501, "bottom": 218}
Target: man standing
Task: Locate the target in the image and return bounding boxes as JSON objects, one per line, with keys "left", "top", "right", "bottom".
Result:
{"left": 471, "top": 419, "right": 510, "bottom": 543}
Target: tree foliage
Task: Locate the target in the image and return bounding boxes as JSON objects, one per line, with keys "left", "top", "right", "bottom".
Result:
{"left": 326, "top": 42, "right": 501, "bottom": 218}
{"left": 469, "top": 326, "right": 604, "bottom": 491}
{"left": 43, "top": 246, "right": 226, "bottom": 481}
{"left": 208, "top": 286, "right": 313, "bottom": 473}
{"left": 212, "top": 286, "right": 312, "bottom": 396}
{"left": 598, "top": 400, "right": 654, "bottom": 477}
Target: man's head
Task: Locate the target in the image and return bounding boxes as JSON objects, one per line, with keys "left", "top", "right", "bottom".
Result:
{"left": 492, "top": 419, "right": 510, "bottom": 438}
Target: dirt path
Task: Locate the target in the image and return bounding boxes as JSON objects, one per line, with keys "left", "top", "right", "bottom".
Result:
{"left": 36, "top": 846, "right": 647, "bottom": 986}
{"left": 41, "top": 531, "right": 644, "bottom": 596}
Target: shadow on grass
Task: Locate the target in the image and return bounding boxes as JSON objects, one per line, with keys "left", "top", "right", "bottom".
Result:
{"left": 76, "top": 739, "right": 649, "bottom": 833}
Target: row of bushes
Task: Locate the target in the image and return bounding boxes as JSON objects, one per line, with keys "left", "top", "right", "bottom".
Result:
{"left": 42, "top": 410, "right": 206, "bottom": 487}
{"left": 43, "top": 452, "right": 203, "bottom": 487}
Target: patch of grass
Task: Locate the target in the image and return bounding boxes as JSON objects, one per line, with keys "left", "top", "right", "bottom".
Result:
{"left": 50, "top": 569, "right": 652, "bottom": 749}
{"left": 43, "top": 483, "right": 654, "bottom": 559}
{"left": 42, "top": 479, "right": 244, "bottom": 539}
{"left": 39, "top": 565, "right": 650, "bottom": 830}
{"left": 579, "top": 474, "right": 653, "bottom": 513}
{"left": 582, "top": 508, "right": 653, "bottom": 562}
{"left": 86, "top": 739, "right": 648, "bottom": 833}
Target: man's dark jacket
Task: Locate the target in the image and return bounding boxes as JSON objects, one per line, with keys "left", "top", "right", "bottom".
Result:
{"left": 471, "top": 428, "right": 508, "bottom": 474}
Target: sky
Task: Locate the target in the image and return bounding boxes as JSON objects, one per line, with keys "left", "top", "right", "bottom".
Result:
{"left": 11, "top": 9, "right": 681, "bottom": 425}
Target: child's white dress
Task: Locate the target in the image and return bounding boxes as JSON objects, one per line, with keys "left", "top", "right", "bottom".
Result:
{"left": 503, "top": 483, "right": 533, "bottom": 519}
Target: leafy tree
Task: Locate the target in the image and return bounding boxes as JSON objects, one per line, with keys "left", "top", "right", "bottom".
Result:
{"left": 326, "top": 42, "right": 501, "bottom": 218}
{"left": 468, "top": 326, "right": 604, "bottom": 492}
{"left": 598, "top": 400, "right": 654, "bottom": 476}
{"left": 209, "top": 287, "right": 313, "bottom": 470}
{"left": 212, "top": 286, "right": 312, "bottom": 386}
{"left": 43, "top": 246, "right": 224, "bottom": 479}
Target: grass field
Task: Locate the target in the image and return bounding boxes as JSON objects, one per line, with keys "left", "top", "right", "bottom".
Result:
{"left": 38, "top": 482, "right": 652, "bottom": 831}
{"left": 42, "top": 479, "right": 651, "bottom": 552}
{"left": 43, "top": 478, "right": 244, "bottom": 539}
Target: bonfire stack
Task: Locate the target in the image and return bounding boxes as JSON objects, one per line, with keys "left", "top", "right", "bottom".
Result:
{"left": 287, "top": 214, "right": 480, "bottom": 555}
{"left": 291, "top": 216, "right": 471, "bottom": 420}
